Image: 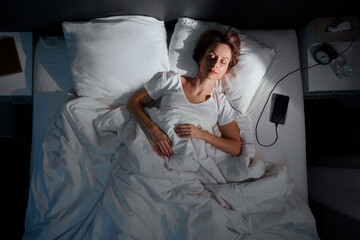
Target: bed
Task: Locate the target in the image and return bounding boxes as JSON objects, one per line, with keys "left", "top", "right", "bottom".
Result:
{"left": 24, "top": 15, "right": 318, "bottom": 239}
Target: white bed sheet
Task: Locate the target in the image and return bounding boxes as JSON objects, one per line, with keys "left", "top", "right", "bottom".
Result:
{"left": 242, "top": 30, "right": 308, "bottom": 200}
{"left": 30, "top": 36, "right": 74, "bottom": 172}
{"left": 30, "top": 30, "right": 307, "bottom": 200}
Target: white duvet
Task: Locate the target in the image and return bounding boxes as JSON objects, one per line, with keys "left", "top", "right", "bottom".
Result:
{"left": 24, "top": 96, "right": 318, "bottom": 239}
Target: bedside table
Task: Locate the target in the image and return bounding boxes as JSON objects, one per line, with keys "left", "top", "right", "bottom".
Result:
{"left": 0, "top": 32, "right": 33, "bottom": 102}
{"left": 299, "top": 17, "right": 360, "bottom": 97}
{"left": 0, "top": 32, "right": 33, "bottom": 137}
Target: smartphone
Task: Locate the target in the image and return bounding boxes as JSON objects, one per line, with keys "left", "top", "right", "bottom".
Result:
{"left": 269, "top": 94, "right": 290, "bottom": 125}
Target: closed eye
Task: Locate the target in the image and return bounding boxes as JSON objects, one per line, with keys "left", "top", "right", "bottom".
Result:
{"left": 209, "top": 51, "right": 229, "bottom": 65}
{"left": 209, "top": 52, "right": 216, "bottom": 58}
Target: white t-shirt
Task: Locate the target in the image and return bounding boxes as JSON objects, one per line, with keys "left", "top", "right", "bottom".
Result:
{"left": 144, "top": 72, "right": 236, "bottom": 127}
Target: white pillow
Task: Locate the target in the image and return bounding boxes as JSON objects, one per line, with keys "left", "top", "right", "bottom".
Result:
{"left": 168, "top": 17, "right": 275, "bottom": 114}
{"left": 62, "top": 15, "right": 169, "bottom": 105}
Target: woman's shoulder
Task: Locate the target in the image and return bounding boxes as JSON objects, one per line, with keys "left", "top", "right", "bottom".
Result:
{"left": 179, "top": 74, "right": 193, "bottom": 85}
{"left": 162, "top": 71, "right": 182, "bottom": 83}
{"left": 149, "top": 71, "right": 182, "bottom": 91}
{"left": 167, "top": 70, "right": 181, "bottom": 78}
{"left": 153, "top": 70, "right": 178, "bottom": 78}
{"left": 150, "top": 71, "right": 180, "bottom": 83}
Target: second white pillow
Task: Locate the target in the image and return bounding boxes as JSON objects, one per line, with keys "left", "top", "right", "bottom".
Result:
{"left": 168, "top": 17, "right": 275, "bottom": 114}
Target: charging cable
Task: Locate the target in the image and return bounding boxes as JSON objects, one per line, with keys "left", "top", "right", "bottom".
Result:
{"left": 255, "top": 26, "right": 359, "bottom": 147}
{"left": 255, "top": 64, "right": 318, "bottom": 147}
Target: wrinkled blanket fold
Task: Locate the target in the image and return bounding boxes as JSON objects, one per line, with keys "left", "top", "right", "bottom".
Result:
{"left": 24, "top": 96, "right": 318, "bottom": 240}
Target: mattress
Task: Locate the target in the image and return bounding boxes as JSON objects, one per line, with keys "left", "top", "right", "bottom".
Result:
{"left": 26, "top": 27, "right": 316, "bottom": 239}
{"left": 30, "top": 37, "right": 74, "bottom": 172}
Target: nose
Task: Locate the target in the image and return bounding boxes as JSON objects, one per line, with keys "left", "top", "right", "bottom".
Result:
{"left": 211, "top": 56, "right": 220, "bottom": 68}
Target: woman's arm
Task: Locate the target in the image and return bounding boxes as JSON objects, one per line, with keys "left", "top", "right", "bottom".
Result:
{"left": 174, "top": 121, "right": 241, "bottom": 155}
{"left": 127, "top": 89, "right": 173, "bottom": 157}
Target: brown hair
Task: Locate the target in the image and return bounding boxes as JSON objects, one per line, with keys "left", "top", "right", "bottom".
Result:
{"left": 193, "top": 29, "right": 241, "bottom": 71}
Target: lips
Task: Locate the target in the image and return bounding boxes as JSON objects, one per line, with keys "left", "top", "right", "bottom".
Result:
{"left": 210, "top": 69, "right": 217, "bottom": 74}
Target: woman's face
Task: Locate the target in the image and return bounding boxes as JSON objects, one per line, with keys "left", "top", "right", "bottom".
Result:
{"left": 198, "top": 43, "right": 232, "bottom": 80}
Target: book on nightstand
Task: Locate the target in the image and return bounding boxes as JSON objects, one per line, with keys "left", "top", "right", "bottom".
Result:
{"left": 0, "top": 37, "right": 22, "bottom": 77}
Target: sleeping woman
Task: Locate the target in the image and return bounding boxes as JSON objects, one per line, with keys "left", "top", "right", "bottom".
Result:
{"left": 127, "top": 29, "right": 242, "bottom": 162}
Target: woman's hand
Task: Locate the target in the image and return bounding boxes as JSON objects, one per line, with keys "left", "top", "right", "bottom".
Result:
{"left": 174, "top": 124, "right": 205, "bottom": 140}
{"left": 175, "top": 121, "right": 241, "bottom": 156}
{"left": 148, "top": 126, "right": 173, "bottom": 157}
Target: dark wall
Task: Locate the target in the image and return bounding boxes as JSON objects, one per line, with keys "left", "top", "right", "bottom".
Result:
{"left": 0, "top": 0, "right": 359, "bottom": 34}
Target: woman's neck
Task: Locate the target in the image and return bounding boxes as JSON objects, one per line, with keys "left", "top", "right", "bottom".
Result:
{"left": 181, "top": 74, "right": 216, "bottom": 103}
{"left": 190, "top": 73, "right": 217, "bottom": 94}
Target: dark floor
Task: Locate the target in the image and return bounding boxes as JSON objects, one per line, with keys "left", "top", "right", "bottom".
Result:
{"left": 304, "top": 96, "right": 360, "bottom": 167}
{"left": 1, "top": 96, "right": 360, "bottom": 239}
{"left": 1, "top": 103, "right": 32, "bottom": 240}
{"left": 309, "top": 199, "right": 360, "bottom": 240}
{"left": 304, "top": 95, "right": 360, "bottom": 240}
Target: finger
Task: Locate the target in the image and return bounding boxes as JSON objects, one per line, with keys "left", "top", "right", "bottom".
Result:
{"left": 175, "top": 128, "right": 188, "bottom": 135}
{"left": 159, "top": 142, "right": 171, "bottom": 157}
{"left": 164, "top": 142, "right": 173, "bottom": 156}
{"left": 175, "top": 126, "right": 189, "bottom": 134}
{"left": 163, "top": 140, "right": 173, "bottom": 156}
{"left": 175, "top": 124, "right": 189, "bottom": 130}
{"left": 167, "top": 138, "right": 172, "bottom": 146}
{"left": 157, "top": 143, "right": 167, "bottom": 156}
{"left": 166, "top": 143, "right": 173, "bottom": 156}
{"left": 175, "top": 129, "right": 183, "bottom": 136}
{"left": 177, "top": 132, "right": 190, "bottom": 138}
